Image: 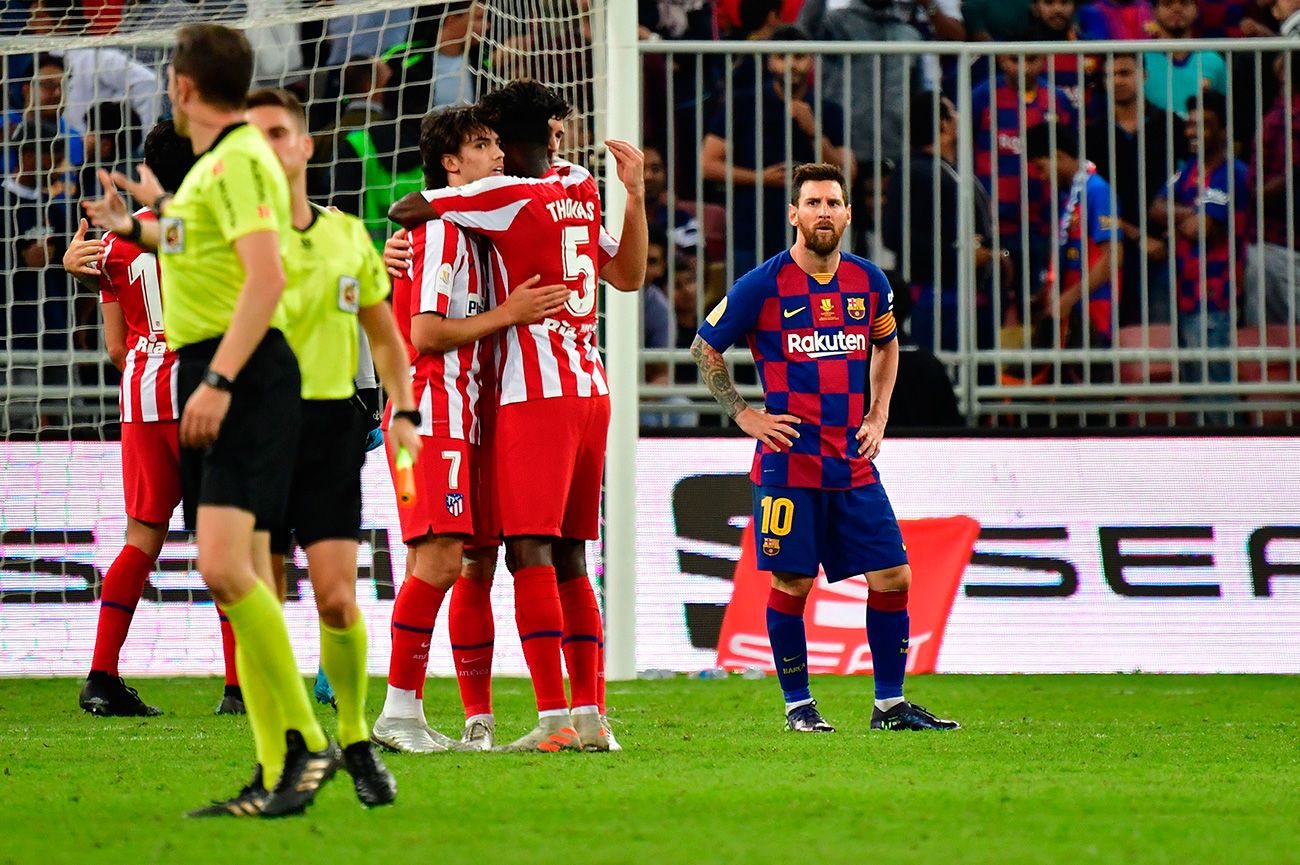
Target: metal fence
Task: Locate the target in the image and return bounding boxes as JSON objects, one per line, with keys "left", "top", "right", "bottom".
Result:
{"left": 637, "top": 37, "right": 1300, "bottom": 429}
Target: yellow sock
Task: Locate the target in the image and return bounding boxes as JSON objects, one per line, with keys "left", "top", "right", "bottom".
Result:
{"left": 233, "top": 641, "right": 285, "bottom": 788}
{"left": 220, "top": 581, "right": 328, "bottom": 752}
{"left": 319, "top": 615, "right": 369, "bottom": 747}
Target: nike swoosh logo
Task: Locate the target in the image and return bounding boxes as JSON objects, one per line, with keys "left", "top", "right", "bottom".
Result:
{"left": 783, "top": 307, "right": 806, "bottom": 318}
{"left": 782, "top": 655, "right": 801, "bottom": 662}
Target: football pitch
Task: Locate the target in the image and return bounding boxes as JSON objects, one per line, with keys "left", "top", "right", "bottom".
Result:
{"left": 1, "top": 675, "right": 1297, "bottom": 865}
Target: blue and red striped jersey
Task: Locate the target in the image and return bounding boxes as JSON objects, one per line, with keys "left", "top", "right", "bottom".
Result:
{"left": 1055, "top": 168, "right": 1122, "bottom": 342}
{"left": 1165, "top": 158, "right": 1248, "bottom": 314}
{"left": 1075, "top": 0, "right": 1157, "bottom": 40}
{"left": 970, "top": 74, "right": 1075, "bottom": 249}
{"left": 697, "top": 251, "right": 897, "bottom": 490}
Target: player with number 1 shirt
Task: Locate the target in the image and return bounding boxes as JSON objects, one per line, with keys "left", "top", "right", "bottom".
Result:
{"left": 389, "top": 80, "right": 647, "bottom": 752}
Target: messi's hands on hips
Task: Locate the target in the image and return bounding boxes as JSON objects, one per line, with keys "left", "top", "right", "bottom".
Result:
{"left": 388, "top": 415, "right": 422, "bottom": 463}
{"left": 180, "top": 383, "right": 232, "bottom": 449}
{"left": 736, "top": 406, "right": 801, "bottom": 452}
{"left": 856, "top": 410, "right": 887, "bottom": 460}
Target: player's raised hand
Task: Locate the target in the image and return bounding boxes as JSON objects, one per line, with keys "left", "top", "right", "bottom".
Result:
{"left": 62, "top": 219, "right": 104, "bottom": 286}
{"left": 384, "top": 229, "right": 413, "bottom": 279}
{"left": 856, "top": 410, "right": 887, "bottom": 460}
{"left": 109, "top": 165, "right": 165, "bottom": 211}
{"left": 503, "top": 274, "right": 571, "bottom": 324}
{"left": 82, "top": 170, "right": 132, "bottom": 236}
{"left": 736, "top": 406, "right": 801, "bottom": 452}
{"left": 605, "top": 139, "right": 645, "bottom": 199}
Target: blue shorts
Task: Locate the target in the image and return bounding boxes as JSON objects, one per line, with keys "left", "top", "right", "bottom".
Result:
{"left": 752, "top": 482, "right": 908, "bottom": 581}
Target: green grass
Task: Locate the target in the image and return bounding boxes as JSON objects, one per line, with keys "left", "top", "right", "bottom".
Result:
{"left": 2, "top": 675, "right": 1298, "bottom": 865}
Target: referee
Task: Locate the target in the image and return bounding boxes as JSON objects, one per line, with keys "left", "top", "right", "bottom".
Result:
{"left": 245, "top": 87, "right": 423, "bottom": 809}
{"left": 85, "top": 24, "right": 339, "bottom": 817}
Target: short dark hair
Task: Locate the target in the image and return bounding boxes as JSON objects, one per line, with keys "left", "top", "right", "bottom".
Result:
{"left": 908, "top": 93, "right": 952, "bottom": 151}
{"left": 172, "top": 24, "right": 253, "bottom": 111}
{"left": 480, "top": 80, "right": 571, "bottom": 149}
{"left": 789, "top": 162, "right": 848, "bottom": 205}
{"left": 768, "top": 23, "right": 809, "bottom": 42}
{"left": 85, "top": 102, "right": 141, "bottom": 161}
{"left": 246, "top": 87, "right": 308, "bottom": 131}
{"left": 1025, "top": 121, "right": 1079, "bottom": 160}
{"left": 341, "top": 55, "right": 376, "bottom": 97}
{"left": 1187, "top": 90, "right": 1228, "bottom": 127}
{"left": 144, "top": 120, "right": 196, "bottom": 193}
{"left": 648, "top": 223, "right": 668, "bottom": 252}
{"left": 12, "top": 120, "right": 62, "bottom": 160}
{"left": 738, "top": 0, "right": 782, "bottom": 32}
{"left": 34, "top": 52, "right": 64, "bottom": 72}
{"left": 418, "top": 104, "right": 495, "bottom": 188}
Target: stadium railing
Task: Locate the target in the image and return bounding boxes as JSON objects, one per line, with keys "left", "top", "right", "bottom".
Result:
{"left": 636, "top": 37, "right": 1300, "bottom": 429}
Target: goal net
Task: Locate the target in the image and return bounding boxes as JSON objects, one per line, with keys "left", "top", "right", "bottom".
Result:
{"left": 0, "top": 0, "right": 617, "bottom": 679}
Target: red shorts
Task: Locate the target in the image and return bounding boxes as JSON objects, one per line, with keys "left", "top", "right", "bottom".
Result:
{"left": 121, "top": 420, "right": 182, "bottom": 524}
{"left": 385, "top": 433, "right": 495, "bottom": 548}
{"left": 493, "top": 394, "right": 609, "bottom": 540}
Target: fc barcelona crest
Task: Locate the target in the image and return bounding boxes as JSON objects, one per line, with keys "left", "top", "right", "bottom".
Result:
{"left": 762, "top": 537, "right": 781, "bottom": 556}
{"left": 846, "top": 297, "right": 866, "bottom": 320}
{"left": 446, "top": 493, "right": 465, "bottom": 517}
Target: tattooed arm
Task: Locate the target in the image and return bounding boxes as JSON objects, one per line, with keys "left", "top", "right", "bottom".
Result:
{"left": 691, "top": 334, "right": 801, "bottom": 451}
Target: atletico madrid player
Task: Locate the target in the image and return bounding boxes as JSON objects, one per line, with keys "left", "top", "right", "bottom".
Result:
{"left": 67, "top": 121, "right": 200, "bottom": 718}
{"left": 691, "top": 163, "right": 959, "bottom": 733}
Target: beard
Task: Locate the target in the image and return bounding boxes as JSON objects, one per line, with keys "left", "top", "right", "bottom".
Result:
{"left": 798, "top": 220, "right": 844, "bottom": 256}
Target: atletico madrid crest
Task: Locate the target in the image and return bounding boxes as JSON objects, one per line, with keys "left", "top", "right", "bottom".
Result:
{"left": 762, "top": 537, "right": 781, "bottom": 556}
{"left": 847, "top": 297, "right": 866, "bottom": 320}
{"left": 446, "top": 493, "right": 465, "bottom": 517}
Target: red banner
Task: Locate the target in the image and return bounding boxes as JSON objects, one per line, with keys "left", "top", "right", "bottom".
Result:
{"left": 715, "top": 517, "right": 981, "bottom": 675}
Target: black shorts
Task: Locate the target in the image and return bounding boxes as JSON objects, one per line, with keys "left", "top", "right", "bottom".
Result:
{"left": 270, "top": 398, "right": 366, "bottom": 554}
{"left": 177, "top": 330, "right": 301, "bottom": 532}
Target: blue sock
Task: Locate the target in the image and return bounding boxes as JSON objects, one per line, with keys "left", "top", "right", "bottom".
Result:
{"left": 767, "top": 588, "right": 810, "bottom": 705}
{"left": 867, "top": 591, "right": 909, "bottom": 701}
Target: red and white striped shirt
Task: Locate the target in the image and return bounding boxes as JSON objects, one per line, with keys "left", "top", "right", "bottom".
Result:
{"left": 387, "top": 218, "right": 491, "bottom": 442}
{"left": 422, "top": 162, "right": 618, "bottom": 406}
{"left": 98, "top": 211, "right": 179, "bottom": 423}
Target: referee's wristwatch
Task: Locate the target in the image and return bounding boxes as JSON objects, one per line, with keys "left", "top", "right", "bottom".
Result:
{"left": 392, "top": 409, "right": 421, "bottom": 427}
{"left": 202, "top": 368, "right": 235, "bottom": 392}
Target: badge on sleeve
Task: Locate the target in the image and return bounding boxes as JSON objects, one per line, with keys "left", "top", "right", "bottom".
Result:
{"left": 159, "top": 217, "right": 185, "bottom": 253}
{"left": 338, "top": 276, "right": 360, "bottom": 313}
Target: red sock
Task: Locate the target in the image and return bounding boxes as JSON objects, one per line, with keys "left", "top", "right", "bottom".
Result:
{"left": 218, "top": 611, "right": 238, "bottom": 686}
{"left": 389, "top": 575, "right": 447, "bottom": 697}
{"left": 90, "top": 544, "right": 154, "bottom": 676}
{"left": 558, "top": 577, "right": 601, "bottom": 710}
{"left": 449, "top": 576, "right": 494, "bottom": 718}
{"left": 513, "top": 565, "right": 567, "bottom": 712}
{"left": 597, "top": 635, "right": 607, "bottom": 715}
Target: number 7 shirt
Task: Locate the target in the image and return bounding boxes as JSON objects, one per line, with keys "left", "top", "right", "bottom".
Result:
{"left": 419, "top": 160, "right": 618, "bottom": 406}
{"left": 99, "top": 209, "right": 179, "bottom": 423}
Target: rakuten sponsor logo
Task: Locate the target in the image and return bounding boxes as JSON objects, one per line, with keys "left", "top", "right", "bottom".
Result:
{"left": 785, "top": 331, "right": 866, "bottom": 357}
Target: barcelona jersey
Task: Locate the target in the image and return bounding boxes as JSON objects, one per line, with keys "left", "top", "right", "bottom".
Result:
{"left": 696, "top": 250, "right": 897, "bottom": 490}
{"left": 1163, "top": 157, "right": 1248, "bottom": 314}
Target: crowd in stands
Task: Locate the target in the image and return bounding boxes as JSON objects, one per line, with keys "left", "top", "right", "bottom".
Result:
{"left": 3, "top": 0, "right": 1300, "bottom": 432}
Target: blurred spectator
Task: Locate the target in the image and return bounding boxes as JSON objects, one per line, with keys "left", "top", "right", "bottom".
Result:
{"left": 308, "top": 56, "right": 391, "bottom": 200}
{"left": 1029, "top": 0, "right": 1093, "bottom": 98}
{"left": 799, "top": 0, "right": 962, "bottom": 166}
{"left": 1076, "top": 0, "right": 1157, "bottom": 39}
{"left": 24, "top": 0, "right": 161, "bottom": 135}
{"left": 719, "top": 0, "right": 786, "bottom": 38}
{"left": 77, "top": 101, "right": 139, "bottom": 201}
{"left": 883, "top": 94, "right": 998, "bottom": 353}
{"left": 644, "top": 144, "right": 696, "bottom": 233}
{"left": 970, "top": 51, "right": 1075, "bottom": 308}
{"left": 1151, "top": 91, "right": 1247, "bottom": 410}
{"left": 401, "top": 2, "right": 482, "bottom": 109}
{"left": 326, "top": 3, "right": 414, "bottom": 69}
{"left": 4, "top": 54, "right": 83, "bottom": 170}
{"left": 1196, "top": 0, "right": 1253, "bottom": 36}
{"left": 965, "top": 0, "right": 1034, "bottom": 40}
{"left": 641, "top": 0, "right": 718, "bottom": 39}
{"left": 1143, "top": 0, "right": 1227, "bottom": 116}
{"left": 1277, "top": 0, "right": 1300, "bottom": 35}
{"left": 247, "top": 0, "right": 304, "bottom": 86}
{"left": 700, "top": 24, "right": 852, "bottom": 274}
{"left": 644, "top": 226, "right": 672, "bottom": 355}
{"left": 1245, "top": 52, "right": 1300, "bottom": 324}
{"left": 1027, "top": 121, "right": 1123, "bottom": 348}
{"left": 3, "top": 121, "right": 70, "bottom": 352}
{"left": 1085, "top": 53, "right": 1187, "bottom": 325}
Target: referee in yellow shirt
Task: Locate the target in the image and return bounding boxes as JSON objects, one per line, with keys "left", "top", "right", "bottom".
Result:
{"left": 85, "top": 24, "right": 358, "bottom": 818}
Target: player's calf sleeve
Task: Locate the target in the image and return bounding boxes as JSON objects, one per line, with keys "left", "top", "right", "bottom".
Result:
{"left": 557, "top": 577, "right": 601, "bottom": 712}
{"left": 320, "top": 615, "right": 369, "bottom": 747}
{"left": 388, "top": 576, "right": 446, "bottom": 705}
{"left": 234, "top": 640, "right": 286, "bottom": 787}
{"left": 449, "top": 576, "right": 494, "bottom": 718}
{"left": 597, "top": 637, "right": 606, "bottom": 716}
{"left": 221, "top": 581, "right": 328, "bottom": 752}
{"left": 512, "top": 565, "right": 568, "bottom": 713}
{"left": 90, "top": 544, "right": 154, "bottom": 676}
{"left": 218, "top": 612, "right": 239, "bottom": 687}
{"left": 866, "top": 590, "right": 909, "bottom": 701}
{"left": 766, "top": 588, "right": 811, "bottom": 705}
